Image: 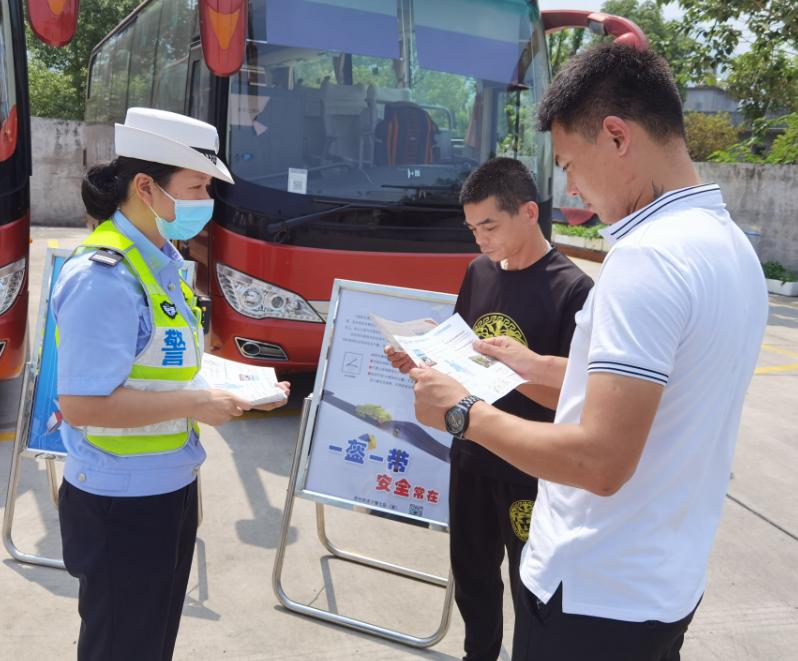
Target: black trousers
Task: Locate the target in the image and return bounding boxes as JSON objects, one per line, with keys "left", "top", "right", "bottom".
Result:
{"left": 449, "top": 464, "right": 537, "bottom": 661}
{"left": 512, "top": 584, "right": 699, "bottom": 661}
{"left": 58, "top": 479, "right": 199, "bottom": 661}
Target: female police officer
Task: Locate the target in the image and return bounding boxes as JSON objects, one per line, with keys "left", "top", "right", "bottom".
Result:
{"left": 53, "top": 108, "right": 290, "bottom": 661}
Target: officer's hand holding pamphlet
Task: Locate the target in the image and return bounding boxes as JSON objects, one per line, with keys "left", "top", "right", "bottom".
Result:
{"left": 193, "top": 353, "right": 288, "bottom": 406}
{"left": 371, "top": 313, "right": 525, "bottom": 404}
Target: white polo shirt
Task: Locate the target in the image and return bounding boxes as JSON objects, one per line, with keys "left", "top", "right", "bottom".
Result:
{"left": 520, "top": 183, "right": 768, "bottom": 623}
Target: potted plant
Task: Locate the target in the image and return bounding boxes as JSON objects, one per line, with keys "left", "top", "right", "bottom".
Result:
{"left": 552, "top": 223, "right": 609, "bottom": 253}
{"left": 762, "top": 261, "right": 798, "bottom": 297}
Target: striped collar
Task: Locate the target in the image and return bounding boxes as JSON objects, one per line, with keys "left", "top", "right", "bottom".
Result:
{"left": 598, "top": 183, "right": 722, "bottom": 246}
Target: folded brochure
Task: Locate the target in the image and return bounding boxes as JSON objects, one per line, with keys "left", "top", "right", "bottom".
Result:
{"left": 193, "top": 353, "right": 286, "bottom": 406}
{"left": 370, "top": 312, "right": 526, "bottom": 404}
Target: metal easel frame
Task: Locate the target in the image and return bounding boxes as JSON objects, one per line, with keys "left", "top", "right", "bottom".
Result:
{"left": 3, "top": 250, "right": 204, "bottom": 570}
{"left": 273, "top": 395, "right": 455, "bottom": 647}
{"left": 273, "top": 390, "right": 455, "bottom": 644}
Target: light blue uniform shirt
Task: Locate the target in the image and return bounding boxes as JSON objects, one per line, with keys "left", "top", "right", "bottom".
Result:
{"left": 52, "top": 211, "right": 206, "bottom": 497}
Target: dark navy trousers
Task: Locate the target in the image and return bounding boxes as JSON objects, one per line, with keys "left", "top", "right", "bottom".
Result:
{"left": 58, "top": 479, "right": 198, "bottom": 661}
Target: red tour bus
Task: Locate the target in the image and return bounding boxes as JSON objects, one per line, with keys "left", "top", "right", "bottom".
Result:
{"left": 1, "top": 0, "right": 84, "bottom": 411}
{"left": 84, "top": 0, "right": 645, "bottom": 372}
{"left": 0, "top": 0, "right": 32, "bottom": 387}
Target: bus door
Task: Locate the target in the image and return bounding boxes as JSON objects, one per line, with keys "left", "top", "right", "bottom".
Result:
{"left": 0, "top": 0, "right": 30, "bottom": 383}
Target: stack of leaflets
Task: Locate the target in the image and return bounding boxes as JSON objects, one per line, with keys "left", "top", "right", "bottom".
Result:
{"left": 370, "top": 313, "right": 526, "bottom": 404}
{"left": 194, "top": 353, "right": 287, "bottom": 406}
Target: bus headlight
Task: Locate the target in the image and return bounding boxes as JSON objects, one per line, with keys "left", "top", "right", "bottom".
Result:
{"left": 0, "top": 257, "right": 26, "bottom": 316}
{"left": 216, "top": 263, "right": 323, "bottom": 323}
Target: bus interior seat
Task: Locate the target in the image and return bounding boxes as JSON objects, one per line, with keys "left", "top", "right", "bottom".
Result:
{"left": 374, "top": 101, "right": 439, "bottom": 167}
{"left": 231, "top": 88, "right": 305, "bottom": 180}
{"left": 297, "top": 84, "right": 325, "bottom": 165}
{"left": 320, "top": 80, "right": 367, "bottom": 163}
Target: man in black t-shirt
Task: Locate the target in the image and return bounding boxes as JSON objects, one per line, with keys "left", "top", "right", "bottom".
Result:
{"left": 387, "top": 158, "right": 592, "bottom": 660}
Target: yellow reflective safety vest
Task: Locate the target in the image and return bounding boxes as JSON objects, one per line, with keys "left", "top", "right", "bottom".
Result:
{"left": 62, "top": 220, "right": 202, "bottom": 456}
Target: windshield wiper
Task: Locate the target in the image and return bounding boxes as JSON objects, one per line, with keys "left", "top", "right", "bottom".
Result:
{"left": 264, "top": 202, "right": 362, "bottom": 236}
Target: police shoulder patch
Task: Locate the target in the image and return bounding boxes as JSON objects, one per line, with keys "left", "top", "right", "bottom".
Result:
{"left": 89, "top": 248, "right": 124, "bottom": 267}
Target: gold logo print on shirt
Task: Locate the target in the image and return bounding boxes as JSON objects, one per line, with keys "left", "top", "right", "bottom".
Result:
{"left": 473, "top": 313, "right": 528, "bottom": 347}
{"left": 509, "top": 499, "right": 534, "bottom": 542}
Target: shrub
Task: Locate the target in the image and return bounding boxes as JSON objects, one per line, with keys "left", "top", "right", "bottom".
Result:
{"left": 552, "top": 223, "right": 607, "bottom": 240}
{"left": 684, "top": 112, "right": 740, "bottom": 162}
{"left": 766, "top": 113, "right": 798, "bottom": 165}
{"left": 762, "top": 260, "right": 797, "bottom": 283}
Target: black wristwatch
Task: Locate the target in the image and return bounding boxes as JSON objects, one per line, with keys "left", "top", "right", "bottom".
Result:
{"left": 444, "top": 395, "right": 484, "bottom": 439}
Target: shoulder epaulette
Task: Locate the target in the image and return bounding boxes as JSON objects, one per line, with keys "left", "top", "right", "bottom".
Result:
{"left": 89, "top": 248, "right": 124, "bottom": 267}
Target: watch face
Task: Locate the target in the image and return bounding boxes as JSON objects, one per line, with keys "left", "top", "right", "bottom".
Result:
{"left": 445, "top": 407, "right": 466, "bottom": 435}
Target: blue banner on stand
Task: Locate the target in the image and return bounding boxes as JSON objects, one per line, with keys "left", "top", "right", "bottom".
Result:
{"left": 28, "top": 254, "right": 67, "bottom": 455}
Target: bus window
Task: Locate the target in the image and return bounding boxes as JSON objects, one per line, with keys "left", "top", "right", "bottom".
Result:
{"left": 108, "top": 25, "right": 133, "bottom": 123}
{"left": 86, "top": 43, "right": 113, "bottom": 123}
{"left": 228, "top": 0, "right": 548, "bottom": 206}
{"left": 128, "top": 0, "right": 163, "bottom": 108}
{"left": 0, "top": 0, "right": 17, "bottom": 161}
{"left": 188, "top": 56, "right": 212, "bottom": 122}
{"left": 152, "top": 0, "right": 195, "bottom": 112}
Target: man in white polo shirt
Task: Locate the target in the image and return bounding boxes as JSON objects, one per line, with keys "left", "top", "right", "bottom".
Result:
{"left": 408, "top": 43, "right": 768, "bottom": 660}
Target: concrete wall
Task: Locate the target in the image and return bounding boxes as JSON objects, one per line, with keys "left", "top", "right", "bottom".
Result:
{"left": 554, "top": 163, "right": 798, "bottom": 271}
{"left": 30, "top": 117, "right": 86, "bottom": 226}
{"left": 696, "top": 163, "right": 797, "bottom": 270}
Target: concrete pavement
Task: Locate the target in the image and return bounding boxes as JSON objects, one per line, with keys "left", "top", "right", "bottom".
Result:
{"left": 0, "top": 227, "right": 796, "bottom": 660}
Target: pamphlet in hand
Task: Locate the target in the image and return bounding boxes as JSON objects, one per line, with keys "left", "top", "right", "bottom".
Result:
{"left": 370, "top": 314, "right": 440, "bottom": 351}
{"left": 370, "top": 312, "right": 526, "bottom": 404}
{"left": 194, "top": 353, "right": 287, "bottom": 406}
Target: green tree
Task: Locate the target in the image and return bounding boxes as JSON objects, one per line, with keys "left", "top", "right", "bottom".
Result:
{"left": 545, "top": 1, "right": 701, "bottom": 90}
{"left": 600, "top": 0, "right": 701, "bottom": 91}
{"left": 677, "top": 1, "right": 798, "bottom": 122}
{"left": 546, "top": 29, "right": 586, "bottom": 76}
{"left": 26, "top": 56, "right": 81, "bottom": 119}
{"left": 26, "top": 0, "right": 140, "bottom": 119}
{"left": 725, "top": 50, "right": 798, "bottom": 123}
{"left": 677, "top": 0, "right": 797, "bottom": 73}
{"left": 683, "top": 112, "right": 739, "bottom": 161}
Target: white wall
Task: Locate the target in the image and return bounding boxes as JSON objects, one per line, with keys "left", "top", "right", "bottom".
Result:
{"left": 30, "top": 117, "right": 86, "bottom": 226}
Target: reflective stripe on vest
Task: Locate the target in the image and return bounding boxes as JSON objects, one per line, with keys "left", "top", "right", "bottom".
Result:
{"left": 65, "top": 220, "right": 202, "bottom": 456}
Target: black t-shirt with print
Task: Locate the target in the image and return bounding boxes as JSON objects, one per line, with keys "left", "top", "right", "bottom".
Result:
{"left": 452, "top": 248, "right": 594, "bottom": 485}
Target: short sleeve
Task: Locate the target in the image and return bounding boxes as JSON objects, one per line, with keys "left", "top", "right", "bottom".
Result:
{"left": 454, "top": 260, "right": 474, "bottom": 318}
{"left": 587, "top": 245, "right": 690, "bottom": 386}
{"left": 558, "top": 274, "right": 593, "bottom": 357}
{"left": 53, "top": 256, "right": 142, "bottom": 396}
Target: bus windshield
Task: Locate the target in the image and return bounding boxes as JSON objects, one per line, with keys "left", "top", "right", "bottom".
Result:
{"left": 228, "top": 0, "right": 549, "bottom": 206}
{"left": 0, "top": 0, "right": 18, "bottom": 160}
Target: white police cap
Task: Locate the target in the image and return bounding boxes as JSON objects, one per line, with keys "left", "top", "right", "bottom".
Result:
{"left": 115, "top": 107, "right": 234, "bottom": 184}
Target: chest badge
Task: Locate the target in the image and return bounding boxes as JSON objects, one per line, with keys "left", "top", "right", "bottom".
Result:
{"left": 161, "top": 301, "right": 178, "bottom": 319}
{"left": 473, "top": 313, "right": 528, "bottom": 346}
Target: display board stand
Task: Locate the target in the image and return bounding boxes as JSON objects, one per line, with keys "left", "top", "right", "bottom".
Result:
{"left": 3, "top": 249, "right": 203, "bottom": 569}
{"left": 272, "top": 395, "right": 454, "bottom": 648}
{"left": 272, "top": 279, "right": 459, "bottom": 647}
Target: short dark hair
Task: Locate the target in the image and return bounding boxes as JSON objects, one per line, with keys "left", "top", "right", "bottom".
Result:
{"left": 81, "top": 157, "right": 180, "bottom": 220}
{"left": 459, "top": 157, "right": 539, "bottom": 213}
{"left": 538, "top": 42, "right": 684, "bottom": 142}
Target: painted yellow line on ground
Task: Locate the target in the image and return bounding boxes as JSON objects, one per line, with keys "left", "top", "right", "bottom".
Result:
{"left": 47, "top": 239, "right": 59, "bottom": 248}
{"left": 761, "top": 344, "right": 798, "bottom": 360}
{"left": 755, "top": 362, "right": 798, "bottom": 375}
{"left": 0, "top": 431, "right": 16, "bottom": 442}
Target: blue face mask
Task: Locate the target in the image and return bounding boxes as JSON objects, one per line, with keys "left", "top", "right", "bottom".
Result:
{"left": 149, "top": 185, "right": 214, "bottom": 241}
